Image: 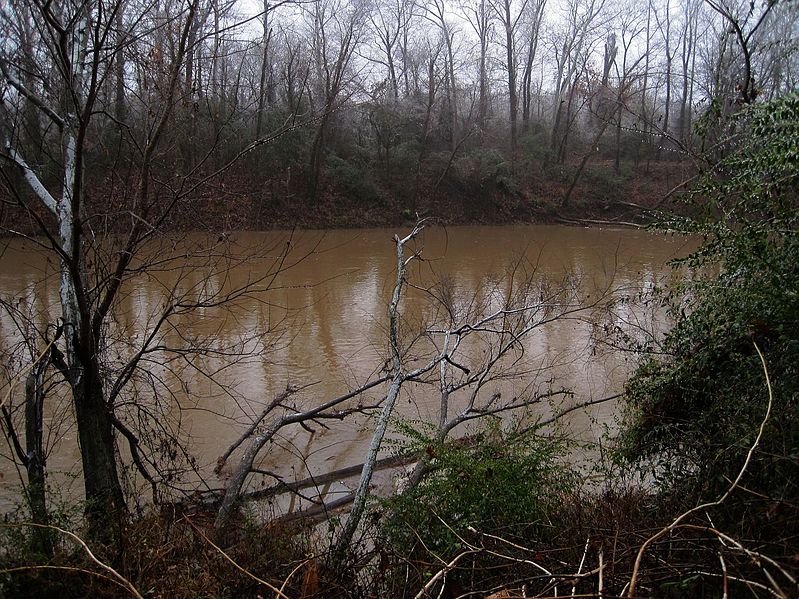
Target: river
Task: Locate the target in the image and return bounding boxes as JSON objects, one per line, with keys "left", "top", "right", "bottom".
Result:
{"left": 0, "top": 225, "right": 692, "bottom": 513}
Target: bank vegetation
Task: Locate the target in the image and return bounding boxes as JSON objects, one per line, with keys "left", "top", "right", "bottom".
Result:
{"left": 0, "top": 0, "right": 798, "bottom": 597}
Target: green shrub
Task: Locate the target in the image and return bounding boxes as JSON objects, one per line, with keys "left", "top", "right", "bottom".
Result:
{"left": 520, "top": 130, "right": 555, "bottom": 163}
{"left": 451, "top": 148, "right": 517, "bottom": 193}
{"left": 391, "top": 140, "right": 422, "bottom": 178}
{"left": 325, "top": 154, "right": 384, "bottom": 204}
{"left": 379, "top": 421, "right": 577, "bottom": 560}
{"left": 620, "top": 93, "right": 799, "bottom": 515}
{"left": 584, "top": 165, "right": 626, "bottom": 197}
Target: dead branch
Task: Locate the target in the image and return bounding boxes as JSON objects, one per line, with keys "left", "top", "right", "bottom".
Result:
{"left": 214, "top": 385, "right": 300, "bottom": 474}
{"left": 214, "top": 373, "right": 392, "bottom": 530}
{"left": 186, "top": 519, "right": 291, "bottom": 599}
{"left": 333, "top": 220, "right": 442, "bottom": 561}
{"left": 0, "top": 522, "right": 144, "bottom": 599}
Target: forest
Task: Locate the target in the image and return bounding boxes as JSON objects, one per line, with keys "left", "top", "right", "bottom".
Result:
{"left": 0, "top": 0, "right": 798, "bottom": 597}
{"left": 0, "top": 0, "right": 794, "bottom": 227}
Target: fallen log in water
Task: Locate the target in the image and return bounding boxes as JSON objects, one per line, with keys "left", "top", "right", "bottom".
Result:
{"left": 240, "top": 453, "right": 416, "bottom": 504}
{"left": 172, "top": 453, "right": 417, "bottom": 512}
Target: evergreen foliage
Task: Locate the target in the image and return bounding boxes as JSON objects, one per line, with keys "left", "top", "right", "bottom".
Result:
{"left": 379, "top": 422, "right": 576, "bottom": 561}
{"left": 622, "top": 93, "right": 799, "bottom": 517}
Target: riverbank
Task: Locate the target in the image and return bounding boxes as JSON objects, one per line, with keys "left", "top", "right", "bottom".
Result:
{"left": 0, "top": 159, "right": 688, "bottom": 236}
{"left": 2, "top": 431, "right": 792, "bottom": 599}
{"left": 191, "top": 160, "right": 686, "bottom": 231}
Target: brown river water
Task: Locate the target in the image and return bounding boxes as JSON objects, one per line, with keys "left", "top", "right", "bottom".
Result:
{"left": 0, "top": 225, "right": 693, "bottom": 513}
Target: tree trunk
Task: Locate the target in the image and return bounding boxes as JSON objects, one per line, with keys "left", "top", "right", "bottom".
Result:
{"left": 563, "top": 118, "right": 612, "bottom": 208}
{"left": 445, "top": 38, "right": 458, "bottom": 152}
{"left": 25, "top": 358, "right": 53, "bottom": 556}
{"left": 332, "top": 225, "right": 425, "bottom": 566}
{"left": 557, "top": 80, "right": 578, "bottom": 163}
{"left": 476, "top": 0, "right": 489, "bottom": 136}
{"left": 184, "top": 16, "right": 198, "bottom": 170}
{"left": 255, "top": 0, "right": 271, "bottom": 139}
{"left": 678, "top": 0, "right": 696, "bottom": 145}
{"left": 658, "top": 51, "right": 672, "bottom": 160}
{"left": 308, "top": 118, "right": 328, "bottom": 202}
{"left": 413, "top": 52, "right": 438, "bottom": 210}
{"left": 73, "top": 351, "right": 127, "bottom": 544}
{"left": 502, "top": 0, "right": 517, "bottom": 157}
{"left": 114, "top": 2, "right": 127, "bottom": 124}
{"left": 614, "top": 101, "right": 623, "bottom": 174}
{"left": 58, "top": 10, "right": 129, "bottom": 542}
{"left": 638, "top": 0, "right": 652, "bottom": 168}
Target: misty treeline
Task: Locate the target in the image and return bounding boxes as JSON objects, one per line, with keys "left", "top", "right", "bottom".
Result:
{"left": 2, "top": 0, "right": 797, "bottom": 221}
{"left": 0, "top": 0, "right": 798, "bottom": 595}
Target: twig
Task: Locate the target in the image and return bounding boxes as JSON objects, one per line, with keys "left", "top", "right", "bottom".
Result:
{"left": 186, "top": 519, "right": 291, "bottom": 599}
{"left": 1, "top": 337, "right": 57, "bottom": 410}
{"left": 695, "top": 571, "right": 783, "bottom": 599}
{"left": 519, "top": 393, "right": 622, "bottom": 435}
{"left": 681, "top": 523, "right": 796, "bottom": 588}
{"left": 215, "top": 385, "right": 300, "bottom": 472}
{"left": 719, "top": 554, "right": 728, "bottom": 599}
{"left": 472, "top": 529, "right": 554, "bottom": 576}
{"left": 572, "top": 537, "right": 590, "bottom": 596}
{"left": 626, "top": 341, "right": 774, "bottom": 597}
{"left": 279, "top": 556, "right": 317, "bottom": 599}
{"left": 0, "top": 522, "right": 144, "bottom": 599}
{"left": 598, "top": 545, "right": 604, "bottom": 598}
{"left": 414, "top": 548, "right": 481, "bottom": 599}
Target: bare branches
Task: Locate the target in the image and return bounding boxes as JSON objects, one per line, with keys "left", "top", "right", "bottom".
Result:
{"left": 334, "top": 221, "right": 438, "bottom": 560}
{"left": 0, "top": 144, "right": 58, "bottom": 216}
{"left": 413, "top": 546, "right": 482, "bottom": 599}
{"left": 0, "top": 58, "right": 65, "bottom": 129}
{"left": 214, "top": 385, "right": 302, "bottom": 472}
{"left": 0, "top": 522, "right": 144, "bottom": 599}
{"left": 214, "top": 373, "right": 392, "bottom": 530}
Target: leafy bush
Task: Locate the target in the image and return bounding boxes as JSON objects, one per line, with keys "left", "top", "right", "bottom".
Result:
{"left": 620, "top": 93, "right": 799, "bottom": 514}
{"left": 251, "top": 109, "right": 312, "bottom": 171}
{"left": 452, "top": 148, "right": 514, "bottom": 191}
{"left": 325, "top": 154, "right": 384, "bottom": 204}
{"left": 520, "top": 127, "right": 555, "bottom": 163}
{"left": 391, "top": 140, "right": 422, "bottom": 178}
{"left": 379, "top": 422, "right": 577, "bottom": 561}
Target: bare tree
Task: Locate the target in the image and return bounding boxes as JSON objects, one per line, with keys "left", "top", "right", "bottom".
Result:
{"left": 421, "top": 0, "right": 460, "bottom": 151}
{"left": 652, "top": 0, "right": 676, "bottom": 160}
{"left": 489, "top": 0, "right": 526, "bottom": 156}
{"left": 460, "top": 0, "right": 492, "bottom": 137}
{"left": 0, "top": 0, "right": 200, "bottom": 541}
{"left": 676, "top": 0, "right": 700, "bottom": 145}
{"left": 368, "top": 0, "right": 411, "bottom": 101}
{"left": 306, "top": 0, "right": 364, "bottom": 201}
{"left": 520, "top": 0, "right": 548, "bottom": 134}
{"left": 0, "top": 0, "right": 310, "bottom": 545}
{"left": 703, "top": 0, "right": 777, "bottom": 106}
{"left": 562, "top": 29, "right": 646, "bottom": 206}
{"left": 332, "top": 222, "right": 444, "bottom": 562}
{"left": 255, "top": 0, "right": 276, "bottom": 138}
{"left": 550, "top": 0, "right": 608, "bottom": 160}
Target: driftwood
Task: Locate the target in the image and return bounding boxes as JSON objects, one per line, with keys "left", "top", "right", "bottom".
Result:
{"left": 556, "top": 215, "right": 644, "bottom": 229}
{"left": 242, "top": 453, "right": 416, "bottom": 504}
{"left": 176, "top": 453, "right": 416, "bottom": 511}
{"left": 274, "top": 494, "right": 355, "bottom": 523}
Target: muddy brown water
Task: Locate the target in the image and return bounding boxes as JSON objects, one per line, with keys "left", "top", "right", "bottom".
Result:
{"left": 0, "top": 225, "right": 693, "bottom": 513}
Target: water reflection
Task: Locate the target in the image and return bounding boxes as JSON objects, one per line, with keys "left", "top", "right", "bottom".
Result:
{"left": 0, "top": 225, "right": 693, "bottom": 510}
